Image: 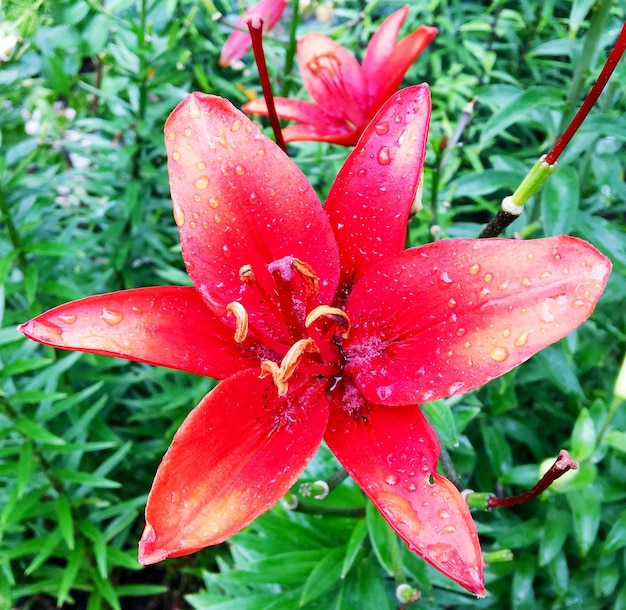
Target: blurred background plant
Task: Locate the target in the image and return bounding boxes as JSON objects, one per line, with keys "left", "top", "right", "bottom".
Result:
{"left": 1, "top": 0, "right": 625, "bottom": 608}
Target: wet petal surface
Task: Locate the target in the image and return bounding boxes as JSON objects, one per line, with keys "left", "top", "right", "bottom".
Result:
{"left": 139, "top": 369, "right": 329, "bottom": 563}
{"left": 344, "top": 237, "right": 611, "bottom": 405}
{"left": 18, "top": 287, "right": 255, "bottom": 379}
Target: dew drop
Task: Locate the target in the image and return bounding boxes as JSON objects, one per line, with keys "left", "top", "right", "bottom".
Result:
{"left": 58, "top": 314, "right": 77, "bottom": 325}
{"left": 256, "top": 149, "right": 266, "bottom": 156}
{"left": 194, "top": 175, "right": 209, "bottom": 190}
{"left": 357, "top": 168, "right": 367, "bottom": 177}
{"left": 172, "top": 151, "right": 181, "bottom": 161}
{"left": 449, "top": 381, "right": 465, "bottom": 395}
{"left": 183, "top": 127, "right": 192, "bottom": 137}
{"left": 378, "top": 185, "right": 387, "bottom": 194}
{"left": 498, "top": 280, "right": 510, "bottom": 290}
{"left": 438, "top": 509, "right": 450, "bottom": 520}
{"left": 101, "top": 308, "right": 123, "bottom": 326}
{"left": 469, "top": 263, "right": 481, "bottom": 275}
{"left": 571, "top": 299, "right": 587, "bottom": 308}
{"left": 375, "top": 121, "right": 389, "bottom": 135}
{"left": 234, "top": 165, "right": 246, "bottom": 176}
{"left": 196, "top": 161, "right": 206, "bottom": 170}
{"left": 463, "top": 341, "right": 471, "bottom": 349}
{"left": 514, "top": 330, "right": 531, "bottom": 347}
{"left": 231, "top": 118, "right": 242, "bottom": 132}
{"left": 521, "top": 276, "right": 533, "bottom": 287}
{"left": 484, "top": 272, "right": 494, "bottom": 282}
{"left": 539, "top": 270, "right": 552, "bottom": 279}
{"left": 479, "top": 286, "right": 490, "bottom": 298}
{"left": 377, "top": 146, "right": 391, "bottom": 165}
{"left": 502, "top": 328, "right": 511, "bottom": 338}
{"left": 553, "top": 250, "right": 561, "bottom": 261}
{"left": 456, "top": 327, "right": 466, "bottom": 336}
{"left": 166, "top": 131, "right": 176, "bottom": 141}
{"left": 385, "top": 474, "right": 399, "bottom": 486}
{"left": 440, "top": 525, "right": 457, "bottom": 535}
{"left": 438, "top": 271, "right": 453, "bottom": 288}
{"left": 561, "top": 266, "right": 569, "bottom": 275}
{"left": 214, "top": 214, "right": 222, "bottom": 224}
{"left": 490, "top": 346, "right": 509, "bottom": 362}
{"left": 173, "top": 201, "right": 185, "bottom": 227}
{"left": 447, "top": 297, "right": 457, "bottom": 309}
{"left": 209, "top": 196, "right": 219, "bottom": 209}
{"left": 406, "top": 482, "right": 417, "bottom": 492}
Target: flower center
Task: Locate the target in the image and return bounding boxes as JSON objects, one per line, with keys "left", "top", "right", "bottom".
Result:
{"left": 228, "top": 256, "right": 349, "bottom": 395}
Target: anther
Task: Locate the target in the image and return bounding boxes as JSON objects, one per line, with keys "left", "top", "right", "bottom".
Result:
{"left": 306, "top": 305, "right": 351, "bottom": 339}
{"left": 226, "top": 301, "right": 249, "bottom": 343}
{"left": 292, "top": 258, "right": 319, "bottom": 296}
{"left": 260, "top": 338, "right": 318, "bottom": 396}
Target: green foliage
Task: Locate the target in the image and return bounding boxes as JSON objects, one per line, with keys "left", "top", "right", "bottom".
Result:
{"left": 1, "top": 0, "right": 625, "bottom": 608}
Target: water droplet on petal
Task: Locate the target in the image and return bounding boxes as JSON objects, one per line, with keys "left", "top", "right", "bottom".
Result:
{"left": 101, "top": 308, "right": 123, "bottom": 326}
{"left": 166, "top": 131, "right": 176, "bottom": 141}
{"left": 375, "top": 122, "right": 389, "bottom": 135}
{"left": 357, "top": 168, "right": 366, "bottom": 177}
{"left": 196, "top": 161, "right": 206, "bottom": 170}
{"left": 438, "top": 271, "right": 453, "bottom": 288}
{"left": 447, "top": 297, "right": 457, "bottom": 309}
{"left": 438, "top": 509, "right": 450, "bottom": 520}
{"left": 514, "top": 330, "right": 531, "bottom": 347}
{"left": 561, "top": 266, "right": 569, "bottom": 275}
{"left": 58, "top": 314, "right": 77, "bottom": 325}
{"left": 502, "top": 328, "right": 511, "bottom": 338}
{"left": 539, "top": 270, "right": 552, "bottom": 279}
{"left": 571, "top": 299, "right": 587, "bottom": 308}
{"left": 173, "top": 201, "right": 185, "bottom": 227}
{"left": 521, "top": 276, "right": 533, "bottom": 287}
{"left": 469, "top": 263, "right": 481, "bottom": 275}
{"left": 498, "top": 280, "right": 510, "bottom": 290}
{"left": 231, "top": 118, "right": 242, "bottom": 132}
{"left": 377, "top": 146, "right": 391, "bottom": 165}
{"left": 440, "top": 525, "right": 457, "bottom": 534}
{"left": 183, "top": 127, "right": 192, "bottom": 137}
{"left": 194, "top": 175, "right": 209, "bottom": 189}
{"left": 376, "top": 385, "right": 392, "bottom": 401}
{"left": 385, "top": 474, "right": 399, "bottom": 486}
{"left": 171, "top": 151, "right": 181, "bottom": 161}
{"left": 209, "top": 197, "right": 219, "bottom": 209}
{"left": 484, "top": 272, "right": 494, "bottom": 282}
{"left": 449, "top": 381, "right": 465, "bottom": 395}
{"left": 456, "top": 327, "right": 466, "bottom": 336}
{"left": 234, "top": 165, "right": 245, "bottom": 176}
{"left": 490, "top": 346, "right": 509, "bottom": 362}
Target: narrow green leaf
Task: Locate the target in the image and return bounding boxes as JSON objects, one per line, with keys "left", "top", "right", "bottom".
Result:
{"left": 340, "top": 519, "right": 367, "bottom": 579}
{"left": 566, "top": 488, "right": 602, "bottom": 555}
{"left": 299, "top": 547, "right": 344, "bottom": 606}
{"left": 570, "top": 408, "right": 597, "bottom": 461}
{"left": 540, "top": 166, "right": 579, "bottom": 236}
{"left": 16, "top": 441, "right": 35, "bottom": 497}
{"left": 602, "top": 508, "right": 626, "bottom": 554}
{"left": 511, "top": 552, "right": 536, "bottom": 609}
{"left": 605, "top": 431, "right": 626, "bottom": 455}
{"left": 12, "top": 416, "right": 66, "bottom": 445}
{"left": 422, "top": 400, "right": 458, "bottom": 447}
{"left": 51, "top": 469, "right": 121, "bottom": 488}
{"left": 366, "top": 502, "right": 393, "bottom": 576}
{"left": 55, "top": 494, "right": 75, "bottom": 550}
{"left": 57, "top": 538, "right": 84, "bottom": 607}
{"left": 24, "top": 528, "right": 64, "bottom": 575}
{"left": 546, "top": 550, "right": 569, "bottom": 595}
{"left": 539, "top": 506, "right": 570, "bottom": 566}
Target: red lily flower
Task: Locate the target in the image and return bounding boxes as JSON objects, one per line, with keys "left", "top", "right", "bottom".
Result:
{"left": 19, "top": 86, "right": 611, "bottom": 596}
{"left": 219, "top": 0, "right": 287, "bottom": 67}
{"left": 243, "top": 5, "right": 438, "bottom": 145}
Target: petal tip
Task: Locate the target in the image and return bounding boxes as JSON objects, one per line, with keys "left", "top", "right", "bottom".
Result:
{"left": 138, "top": 523, "right": 169, "bottom": 566}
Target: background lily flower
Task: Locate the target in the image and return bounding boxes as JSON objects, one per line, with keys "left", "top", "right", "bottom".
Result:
{"left": 219, "top": 0, "right": 287, "bottom": 67}
{"left": 243, "top": 5, "right": 437, "bottom": 145}
{"left": 19, "top": 86, "right": 611, "bottom": 596}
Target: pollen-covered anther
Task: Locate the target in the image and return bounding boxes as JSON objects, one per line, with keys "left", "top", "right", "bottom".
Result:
{"left": 260, "top": 338, "right": 318, "bottom": 396}
{"left": 305, "top": 305, "right": 351, "bottom": 339}
{"left": 225, "top": 301, "right": 248, "bottom": 343}
{"left": 239, "top": 264, "right": 255, "bottom": 283}
{"left": 292, "top": 258, "right": 319, "bottom": 296}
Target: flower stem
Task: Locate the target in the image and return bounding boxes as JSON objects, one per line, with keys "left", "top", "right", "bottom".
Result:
{"left": 246, "top": 15, "right": 287, "bottom": 154}
{"left": 487, "top": 450, "right": 577, "bottom": 508}
{"left": 479, "top": 19, "right": 626, "bottom": 238}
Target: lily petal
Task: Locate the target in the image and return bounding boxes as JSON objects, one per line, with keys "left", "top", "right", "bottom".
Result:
{"left": 139, "top": 369, "right": 329, "bottom": 564}
{"left": 242, "top": 97, "right": 353, "bottom": 142}
{"left": 219, "top": 0, "right": 288, "bottom": 67}
{"left": 298, "top": 33, "right": 368, "bottom": 127}
{"left": 18, "top": 287, "right": 255, "bottom": 379}
{"left": 165, "top": 93, "right": 340, "bottom": 318}
{"left": 324, "top": 85, "right": 431, "bottom": 299}
{"left": 345, "top": 237, "right": 611, "bottom": 405}
{"left": 362, "top": 7, "right": 437, "bottom": 114}
{"left": 325, "top": 386, "right": 484, "bottom": 596}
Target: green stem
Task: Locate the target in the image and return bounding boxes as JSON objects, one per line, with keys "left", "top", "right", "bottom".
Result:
{"left": 386, "top": 522, "right": 405, "bottom": 586}
{"left": 556, "top": 0, "right": 613, "bottom": 135}
{"left": 0, "top": 191, "right": 28, "bottom": 272}
{"left": 280, "top": 0, "right": 300, "bottom": 98}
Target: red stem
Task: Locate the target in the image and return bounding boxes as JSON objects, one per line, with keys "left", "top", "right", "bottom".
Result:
{"left": 545, "top": 20, "right": 626, "bottom": 165}
{"left": 488, "top": 450, "right": 577, "bottom": 508}
{"left": 246, "top": 15, "right": 287, "bottom": 154}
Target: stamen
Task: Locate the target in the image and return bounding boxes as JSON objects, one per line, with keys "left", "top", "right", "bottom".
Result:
{"left": 226, "top": 301, "right": 249, "bottom": 343}
{"left": 292, "top": 258, "right": 319, "bottom": 296}
{"left": 260, "top": 338, "right": 318, "bottom": 396}
{"left": 306, "top": 305, "right": 351, "bottom": 340}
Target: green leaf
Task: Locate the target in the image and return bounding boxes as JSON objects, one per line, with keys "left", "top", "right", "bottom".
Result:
{"left": 570, "top": 408, "right": 597, "bottom": 461}
{"left": 569, "top": 0, "right": 596, "bottom": 35}
{"left": 540, "top": 166, "right": 579, "bottom": 236}
{"left": 55, "top": 494, "right": 75, "bottom": 550}
{"left": 540, "top": 498, "right": 574, "bottom": 549}
{"left": 366, "top": 503, "right": 393, "bottom": 576}
{"left": 532, "top": 346, "right": 584, "bottom": 398}
{"left": 546, "top": 550, "right": 569, "bottom": 595}
{"left": 50, "top": 469, "right": 121, "bottom": 488}
{"left": 422, "top": 400, "right": 458, "bottom": 447}
{"left": 13, "top": 416, "right": 66, "bottom": 445}
{"left": 299, "top": 546, "right": 344, "bottom": 606}
{"left": 479, "top": 86, "right": 564, "bottom": 148}
{"left": 57, "top": 538, "right": 84, "bottom": 606}
{"left": 566, "top": 488, "right": 602, "bottom": 556}
{"left": 340, "top": 519, "right": 367, "bottom": 579}
{"left": 602, "top": 508, "right": 626, "bottom": 554}
{"left": 24, "top": 528, "right": 64, "bottom": 575}
{"left": 480, "top": 420, "right": 512, "bottom": 477}
{"left": 511, "top": 552, "right": 536, "bottom": 609}
{"left": 16, "top": 441, "right": 35, "bottom": 497}
{"left": 605, "top": 431, "right": 626, "bottom": 455}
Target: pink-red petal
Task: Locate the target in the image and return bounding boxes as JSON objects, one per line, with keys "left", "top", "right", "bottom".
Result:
{"left": 325, "top": 386, "right": 484, "bottom": 595}
{"left": 297, "top": 33, "right": 368, "bottom": 127}
{"left": 165, "top": 93, "right": 340, "bottom": 319}
{"left": 344, "top": 237, "right": 611, "bottom": 405}
{"left": 18, "top": 287, "right": 256, "bottom": 379}
{"left": 219, "top": 0, "right": 287, "bottom": 67}
{"left": 324, "top": 85, "right": 431, "bottom": 300}
{"left": 139, "top": 369, "right": 329, "bottom": 564}
{"left": 362, "top": 6, "right": 437, "bottom": 114}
